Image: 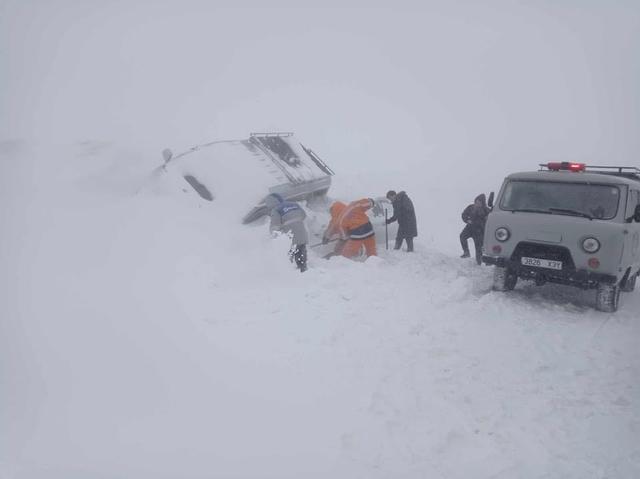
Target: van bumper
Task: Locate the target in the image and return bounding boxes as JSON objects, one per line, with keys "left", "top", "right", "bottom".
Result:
{"left": 482, "top": 255, "right": 617, "bottom": 287}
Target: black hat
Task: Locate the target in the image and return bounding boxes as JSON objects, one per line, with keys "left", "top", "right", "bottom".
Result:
{"left": 386, "top": 190, "right": 397, "bottom": 199}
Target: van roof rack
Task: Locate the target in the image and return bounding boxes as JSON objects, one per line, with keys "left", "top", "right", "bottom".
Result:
{"left": 585, "top": 165, "right": 640, "bottom": 181}
{"left": 538, "top": 163, "right": 640, "bottom": 181}
{"left": 249, "top": 132, "right": 293, "bottom": 138}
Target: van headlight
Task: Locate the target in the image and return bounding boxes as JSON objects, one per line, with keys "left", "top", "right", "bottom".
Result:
{"left": 495, "top": 227, "right": 510, "bottom": 242}
{"left": 581, "top": 237, "right": 600, "bottom": 253}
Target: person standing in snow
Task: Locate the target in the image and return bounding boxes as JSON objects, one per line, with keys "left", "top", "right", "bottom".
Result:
{"left": 264, "top": 193, "right": 308, "bottom": 272}
{"left": 385, "top": 190, "right": 417, "bottom": 252}
{"left": 460, "top": 193, "right": 491, "bottom": 265}
{"left": 322, "top": 198, "right": 377, "bottom": 259}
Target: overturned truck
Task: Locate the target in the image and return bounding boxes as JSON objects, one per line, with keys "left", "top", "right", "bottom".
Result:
{"left": 156, "top": 132, "right": 334, "bottom": 223}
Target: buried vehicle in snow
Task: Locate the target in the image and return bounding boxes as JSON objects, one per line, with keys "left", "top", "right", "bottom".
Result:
{"left": 157, "top": 132, "right": 334, "bottom": 222}
{"left": 482, "top": 162, "right": 640, "bottom": 312}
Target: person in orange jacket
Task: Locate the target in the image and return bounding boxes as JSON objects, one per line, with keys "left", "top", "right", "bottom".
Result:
{"left": 322, "top": 198, "right": 377, "bottom": 259}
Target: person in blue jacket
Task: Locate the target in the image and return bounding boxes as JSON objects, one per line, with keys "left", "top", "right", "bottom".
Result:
{"left": 264, "top": 193, "right": 308, "bottom": 272}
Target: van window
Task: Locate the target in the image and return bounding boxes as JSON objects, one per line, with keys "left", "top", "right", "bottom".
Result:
{"left": 627, "top": 189, "right": 639, "bottom": 219}
{"left": 500, "top": 180, "right": 620, "bottom": 219}
{"left": 183, "top": 175, "right": 214, "bottom": 201}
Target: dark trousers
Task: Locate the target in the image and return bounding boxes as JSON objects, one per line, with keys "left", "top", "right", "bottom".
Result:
{"left": 394, "top": 236, "right": 414, "bottom": 252}
{"left": 290, "top": 244, "right": 307, "bottom": 272}
{"left": 460, "top": 224, "right": 483, "bottom": 264}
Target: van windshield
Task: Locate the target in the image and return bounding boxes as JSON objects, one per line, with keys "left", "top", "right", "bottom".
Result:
{"left": 500, "top": 180, "right": 621, "bottom": 220}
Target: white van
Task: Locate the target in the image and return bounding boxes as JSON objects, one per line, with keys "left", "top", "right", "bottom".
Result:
{"left": 483, "top": 162, "right": 640, "bottom": 312}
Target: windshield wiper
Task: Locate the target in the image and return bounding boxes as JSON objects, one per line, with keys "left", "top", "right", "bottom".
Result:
{"left": 509, "top": 208, "right": 552, "bottom": 214}
{"left": 548, "top": 208, "right": 593, "bottom": 220}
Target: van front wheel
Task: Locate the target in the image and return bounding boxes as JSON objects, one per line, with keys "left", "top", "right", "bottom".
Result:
{"left": 595, "top": 283, "right": 621, "bottom": 312}
{"left": 493, "top": 266, "right": 517, "bottom": 291}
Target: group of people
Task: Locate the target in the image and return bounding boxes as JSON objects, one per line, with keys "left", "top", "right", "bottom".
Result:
{"left": 264, "top": 189, "right": 489, "bottom": 272}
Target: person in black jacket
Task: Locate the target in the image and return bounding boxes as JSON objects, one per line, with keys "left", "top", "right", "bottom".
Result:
{"left": 385, "top": 190, "right": 417, "bottom": 252}
{"left": 460, "top": 193, "right": 491, "bottom": 264}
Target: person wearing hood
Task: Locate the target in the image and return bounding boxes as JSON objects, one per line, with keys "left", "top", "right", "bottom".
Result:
{"left": 385, "top": 190, "right": 417, "bottom": 252}
{"left": 264, "top": 193, "right": 308, "bottom": 272}
{"left": 322, "top": 198, "right": 377, "bottom": 259}
{"left": 460, "top": 193, "right": 491, "bottom": 265}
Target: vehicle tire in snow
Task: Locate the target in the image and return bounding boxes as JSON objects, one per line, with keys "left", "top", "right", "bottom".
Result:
{"left": 595, "top": 283, "right": 621, "bottom": 312}
{"left": 621, "top": 272, "right": 637, "bottom": 293}
{"left": 492, "top": 266, "right": 517, "bottom": 291}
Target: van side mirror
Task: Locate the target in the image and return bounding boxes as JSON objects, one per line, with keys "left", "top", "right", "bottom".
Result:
{"left": 635, "top": 204, "right": 640, "bottom": 222}
{"left": 162, "top": 148, "right": 173, "bottom": 165}
{"left": 487, "top": 191, "right": 495, "bottom": 209}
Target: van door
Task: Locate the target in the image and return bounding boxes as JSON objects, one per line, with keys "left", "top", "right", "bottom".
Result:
{"left": 625, "top": 189, "right": 640, "bottom": 273}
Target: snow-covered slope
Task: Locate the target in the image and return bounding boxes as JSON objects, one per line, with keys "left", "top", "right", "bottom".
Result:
{"left": 1, "top": 142, "right": 638, "bottom": 479}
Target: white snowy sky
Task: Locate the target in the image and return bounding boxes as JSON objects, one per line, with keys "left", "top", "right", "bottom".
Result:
{"left": 2, "top": 0, "right": 639, "bottom": 178}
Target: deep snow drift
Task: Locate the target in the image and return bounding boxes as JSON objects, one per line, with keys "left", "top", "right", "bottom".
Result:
{"left": 1, "top": 141, "right": 639, "bottom": 479}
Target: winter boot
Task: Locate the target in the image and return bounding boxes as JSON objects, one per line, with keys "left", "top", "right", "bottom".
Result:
{"left": 460, "top": 251, "right": 470, "bottom": 258}
{"left": 294, "top": 244, "right": 308, "bottom": 272}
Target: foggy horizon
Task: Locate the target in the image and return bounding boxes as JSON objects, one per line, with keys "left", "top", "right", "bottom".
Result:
{"left": 2, "top": 1, "right": 638, "bottom": 172}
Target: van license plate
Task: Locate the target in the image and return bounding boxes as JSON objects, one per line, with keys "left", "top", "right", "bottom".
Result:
{"left": 521, "top": 257, "right": 563, "bottom": 270}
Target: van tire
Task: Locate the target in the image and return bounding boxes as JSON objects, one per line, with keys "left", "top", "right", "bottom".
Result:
{"left": 621, "top": 272, "right": 637, "bottom": 293}
{"left": 596, "top": 283, "right": 621, "bottom": 312}
{"left": 493, "top": 266, "right": 517, "bottom": 291}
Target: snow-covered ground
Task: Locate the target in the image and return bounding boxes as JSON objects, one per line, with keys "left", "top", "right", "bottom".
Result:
{"left": 1, "top": 142, "right": 638, "bottom": 479}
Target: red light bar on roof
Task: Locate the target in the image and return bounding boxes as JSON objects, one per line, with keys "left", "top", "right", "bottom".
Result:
{"left": 547, "top": 162, "right": 586, "bottom": 172}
